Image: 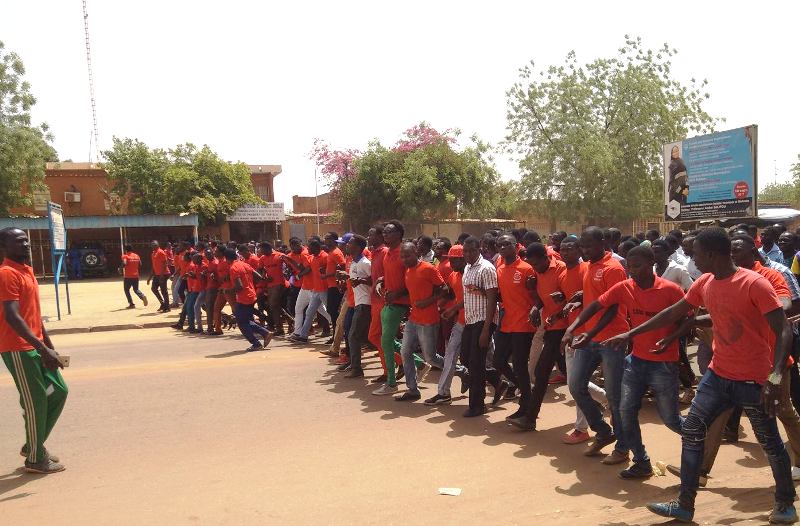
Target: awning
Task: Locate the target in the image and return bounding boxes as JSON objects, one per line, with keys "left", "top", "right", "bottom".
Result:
{"left": 756, "top": 207, "right": 800, "bottom": 223}
{"left": 0, "top": 214, "right": 200, "bottom": 230}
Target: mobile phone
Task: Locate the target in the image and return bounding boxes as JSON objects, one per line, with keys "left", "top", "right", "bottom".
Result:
{"left": 57, "top": 355, "right": 71, "bottom": 368}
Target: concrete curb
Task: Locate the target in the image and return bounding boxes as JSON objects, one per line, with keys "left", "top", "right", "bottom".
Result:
{"left": 49, "top": 321, "right": 176, "bottom": 336}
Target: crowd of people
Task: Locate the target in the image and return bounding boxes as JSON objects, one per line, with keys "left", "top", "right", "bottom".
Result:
{"left": 5, "top": 218, "right": 800, "bottom": 523}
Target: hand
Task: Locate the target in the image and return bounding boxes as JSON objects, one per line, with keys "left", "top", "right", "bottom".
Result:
{"left": 560, "top": 331, "right": 573, "bottom": 354}
{"left": 602, "top": 332, "right": 631, "bottom": 351}
{"left": 762, "top": 380, "right": 783, "bottom": 418}
{"left": 442, "top": 307, "right": 457, "bottom": 320}
{"left": 39, "top": 346, "right": 62, "bottom": 371}
{"left": 550, "top": 291, "right": 566, "bottom": 303}
{"left": 562, "top": 302, "right": 580, "bottom": 317}
{"left": 650, "top": 337, "right": 673, "bottom": 355}
{"left": 528, "top": 307, "right": 541, "bottom": 328}
{"left": 415, "top": 297, "right": 436, "bottom": 309}
{"left": 375, "top": 280, "right": 385, "bottom": 297}
{"left": 571, "top": 332, "right": 590, "bottom": 349}
{"left": 478, "top": 328, "right": 490, "bottom": 350}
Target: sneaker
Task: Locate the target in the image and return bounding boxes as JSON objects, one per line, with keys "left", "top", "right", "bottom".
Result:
{"left": 646, "top": 500, "right": 694, "bottom": 523}
{"left": 24, "top": 458, "right": 66, "bottom": 474}
{"left": 601, "top": 450, "right": 629, "bottom": 465}
{"left": 372, "top": 374, "right": 387, "bottom": 384}
{"left": 372, "top": 384, "right": 399, "bottom": 396}
{"left": 126, "top": 304, "right": 136, "bottom": 309}
{"left": 620, "top": 463, "right": 653, "bottom": 479}
{"left": 395, "top": 391, "right": 421, "bottom": 402}
{"left": 246, "top": 343, "right": 264, "bottom": 352}
{"left": 424, "top": 394, "right": 452, "bottom": 406}
{"left": 562, "top": 429, "right": 591, "bottom": 445}
{"left": 548, "top": 373, "right": 567, "bottom": 385}
{"left": 416, "top": 363, "right": 432, "bottom": 382}
{"left": 344, "top": 368, "right": 364, "bottom": 378}
{"left": 665, "top": 464, "right": 708, "bottom": 487}
{"left": 770, "top": 502, "right": 798, "bottom": 524}
{"left": 584, "top": 434, "right": 617, "bottom": 456}
{"left": 336, "top": 355, "right": 349, "bottom": 365}
{"left": 492, "top": 380, "right": 509, "bottom": 405}
{"left": 507, "top": 416, "right": 536, "bottom": 431}
{"left": 20, "top": 446, "right": 59, "bottom": 463}
{"left": 463, "top": 405, "right": 487, "bottom": 418}
{"left": 504, "top": 385, "right": 518, "bottom": 400}
{"left": 336, "top": 362, "right": 351, "bottom": 372}
{"left": 141, "top": 295, "right": 149, "bottom": 307}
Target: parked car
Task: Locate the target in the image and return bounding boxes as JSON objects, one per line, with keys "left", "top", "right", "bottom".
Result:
{"left": 68, "top": 242, "right": 108, "bottom": 278}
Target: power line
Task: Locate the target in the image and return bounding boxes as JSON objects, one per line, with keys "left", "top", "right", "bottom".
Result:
{"left": 82, "top": 0, "right": 100, "bottom": 162}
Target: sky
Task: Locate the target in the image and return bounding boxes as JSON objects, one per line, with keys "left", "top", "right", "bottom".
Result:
{"left": 4, "top": 1, "right": 799, "bottom": 211}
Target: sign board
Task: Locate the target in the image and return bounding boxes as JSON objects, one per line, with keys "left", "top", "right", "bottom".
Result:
{"left": 33, "top": 189, "right": 51, "bottom": 211}
{"left": 227, "top": 203, "right": 285, "bottom": 222}
{"left": 664, "top": 125, "right": 757, "bottom": 221}
{"left": 47, "top": 201, "right": 67, "bottom": 253}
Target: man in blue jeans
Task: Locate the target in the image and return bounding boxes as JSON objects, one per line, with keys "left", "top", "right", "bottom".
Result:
{"left": 604, "top": 227, "right": 797, "bottom": 524}
{"left": 395, "top": 242, "right": 446, "bottom": 402}
{"left": 578, "top": 246, "right": 687, "bottom": 478}
{"left": 561, "top": 226, "right": 630, "bottom": 464}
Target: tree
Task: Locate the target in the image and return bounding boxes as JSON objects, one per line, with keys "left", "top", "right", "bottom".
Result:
{"left": 505, "top": 36, "right": 717, "bottom": 225}
{"left": 759, "top": 155, "right": 800, "bottom": 205}
{"left": 102, "top": 138, "right": 260, "bottom": 225}
{"left": 313, "top": 123, "right": 502, "bottom": 232}
{"left": 0, "top": 41, "right": 58, "bottom": 215}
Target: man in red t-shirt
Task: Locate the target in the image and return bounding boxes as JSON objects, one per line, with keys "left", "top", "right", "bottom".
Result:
{"left": 321, "top": 232, "right": 346, "bottom": 341}
{"left": 575, "top": 246, "right": 685, "bottom": 479}
{"left": 366, "top": 225, "right": 400, "bottom": 384}
{"left": 290, "top": 239, "right": 332, "bottom": 342}
{"left": 493, "top": 234, "right": 537, "bottom": 424}
{"left": 258, "top": 242, "right": 289, "bottom": 336}
{"left": 203, "top": 248, "right": 219, "bottom": 334}
{"left": 604, "top": 227, "right": 795, "bottom": 524}
{"left": 395, "top": 242, "right": 446, "bottom": 401}
{"left": 226, "top": 248, "right": 273, "bottom": 352}
{"left": 211, "top": 245, "right": 234, "bottom": 335}
{"left": 562, "top": 226, "right": 629, "bottom": 462}
{"left": 121, "top": 244, "right": 148, "bottom": 309}
{"left": 147, "top": 240, "right": 170, "bottom": 312}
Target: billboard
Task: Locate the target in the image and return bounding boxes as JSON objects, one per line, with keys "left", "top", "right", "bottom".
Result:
{"left": 227, "top": 202, "right": 286, "bottom": 222}
{"left": 47, "top": 201, "right": 67, "bottom": 253}
{"left": 664, "top": 125, "right": 757, "bottom": 221}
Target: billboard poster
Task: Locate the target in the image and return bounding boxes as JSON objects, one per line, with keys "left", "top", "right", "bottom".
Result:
{"left": 47, "top": 201, "right": 67, "bottom": 253}
{"left": 664, "top": 125, "right": 757, "bottom": 221}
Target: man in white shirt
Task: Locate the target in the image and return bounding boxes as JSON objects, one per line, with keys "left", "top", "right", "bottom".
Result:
{"left": 653, "top": 240, "right": 693, "bottom": 291}
{"left": 666, "top": 234, "right": 690, "bottom": 267}
{"left": 342, "top": 235, "right": 372, "bottom": 378}
{"left": 681, "top": 235, "right": 703, "bottom": 280}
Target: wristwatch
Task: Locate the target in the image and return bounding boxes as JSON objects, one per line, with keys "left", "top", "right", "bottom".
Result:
{"left": 767, "top": 371, "right": 783, "bottom": 385}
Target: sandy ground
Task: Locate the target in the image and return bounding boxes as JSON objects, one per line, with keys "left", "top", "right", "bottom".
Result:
{"left": 0, "top": 328, "right": 788, "bottom": 525}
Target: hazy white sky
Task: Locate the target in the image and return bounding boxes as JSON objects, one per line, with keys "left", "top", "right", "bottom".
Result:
{"left": 4, "top": 1, "right": 799, "bottom": 210}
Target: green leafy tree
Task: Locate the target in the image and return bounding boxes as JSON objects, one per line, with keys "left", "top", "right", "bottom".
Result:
{"left": 102, "top": 138, "right": 259, "bottom": 225}
{"left": 0, "top": 41, "right": 58, "bottom": 215}
{"left": 759, "top": 155, "right": 800, "bottom": 205}
{"left": 505, "top": 36, "right": 717, "bottom": 225}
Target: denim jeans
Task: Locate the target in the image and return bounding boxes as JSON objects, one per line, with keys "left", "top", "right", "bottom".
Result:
{"left": 439, "top": 322, "right": 467, "bottom": 396}
{"left": 567, "top": 341, "right": 627, "bottom": 452}
{"left": 185, "top": 291, "right": 199, "bottom": 329}
{"left": 193, "top": 290, "right": 207, "bottom": 330}
{"left": 347, "top": 304, "right": 371, "bottom": 369}
{"left": 401, "top": 321, "right": 444, "bottom": 394}
{"left": 678, "top": 369, "right": 796, "bottom": 510}
{"left": 299, "top": 290, "right": 331, "bottom": 338}
{"left": 620, "top": 355, "right": 683, "bottom": 466}
{"left": 565, "top": 346, "right": 606, "bottom": 431}
{"left": 234, "top": 302, "right": 270, "bottom": 346}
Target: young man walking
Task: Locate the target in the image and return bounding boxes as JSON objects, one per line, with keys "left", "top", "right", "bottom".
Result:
{"left": 0, "top": 227, "right": 68, "bottom": 474}
{"left": 342, "top": 235, "right": 371, "bottom": 378}
{"left": 607, "top": 227, "right": 797, "bottom": 524}
{"left": 147, "top": 240, "right": 170, "bottom": 312}
{"left": 227, "top": 249, "right": 273, "bottom": 352}
{"left": 321, "top": 232, "right": 346, "bottom": 342}
{"left": 121, "top": 244, "right": 148, "bottom": 309}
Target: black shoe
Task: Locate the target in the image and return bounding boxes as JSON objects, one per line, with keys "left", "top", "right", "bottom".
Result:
{"left": 505, "top": 408, "right": 524, "bottom": 421}
{"left": 372, "top": 374, "right": 387, "bottom": 384}
{"left": 463, "top": 405, "right": 487, "bottom": 418}
{"left": 508, "top": 416, "right": 536, "bottom": 431}
{"left": 460, "top": 374, "right": 470, "bottom": 394}
{"left": 171, "top": 324, "right": 183, "bottom": 330}
{"left": 344, "top": 368, "right": 364, "bottom": 378}
{"left": 620, "top": 463, "right": 654, "bottom": 479}
{"left": 188, "top": 328, "right": 200, "bottom": 333}
{"left": 584, "top": 434, "right": 617, "bottom": 456}
{"left": 492, "top": 380, "right": 509, "bottom": 405}
{"left": 424, "top": 394, "right": 452, "bottom": 406}
{"left": 126, "top": 304, "right": 136, "bottom": 309}
{"left": 325, "top": 337, "right": 334, "bottom": 345}
{"left": 504, "top": 385, "right": 518, "bottom": 400}
{"left": 395, "top": 391, "right": 421, "bottom": 402}
{"left": 24, "top": 458, "right": 65, "bottom": 474}
{"left": 337, "top": 362, "right": 351, "bottom": 372}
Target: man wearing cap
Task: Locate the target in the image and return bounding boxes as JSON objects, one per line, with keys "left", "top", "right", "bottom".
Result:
{"left": 322, "top": 232, "right": 347, "bottom": 343}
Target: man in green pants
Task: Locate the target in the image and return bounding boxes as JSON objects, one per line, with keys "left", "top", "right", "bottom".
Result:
{"left": 0, "top": 227, "right": 68, "bottom": 474}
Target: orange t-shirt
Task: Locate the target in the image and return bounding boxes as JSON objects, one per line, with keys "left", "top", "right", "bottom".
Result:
{"left": 216, "top": 258, "right": 231, "bottom": 290}
{"left": 287, "top": 249, "right": 310, "bottom": 289}
{"left": 405, "top": 261, "right": 444, "bottom": 325}
{"left": 685, "top": 268, "right": 782, "bottom": 383}
{"left": 229, "top": 259, "right": 257, "bottom": 304}
{"left": 447, "top": 270, "right": 465, "bottom": 325}
{"left": 308, "top": 253, "right": 328, "bottom": 292}
{"left": 325, "top": 247, "right": 345, "bottom": 289}
{"left": 122, "top": 252, "right": 141, "bottom": 279}
{"left": 437, "top": 257, "right": 453, "bottom": 281}
{"left": 383, "top": 246, "right": 409, "bottom": 306}
{"left": 261, "top": 253, "right": 285, "bottom": 289}
{"left": 579, "top": 252, "right": 628, "bottom": 342}
{"left": 151, "top": 248, "right": 168, "bottom": 276}
{"left": 752, "top": 262, "right": 791, "bottom": 298}
{"left": 206, "top": 257, "right": 219, "bottom": 290}
{"left": 0, "top": 259, "right": 43, "bottom": 352}
{"left": 561, "top": 262, "right": 587, "bottom": 325}
{"left": 534, "top": 257, "right": 569, "bottom": 331}
{"left": 186, "top": 262, "right": 203, "bottom": 293}
{"left": 598, "top": 277, "right": 684, "bottom": 361}
{"left": 496, "top": 257, "right": 536, "bottom": 333}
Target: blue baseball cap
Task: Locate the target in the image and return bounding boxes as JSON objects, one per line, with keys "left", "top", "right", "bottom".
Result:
{"left": 337, "top": 232, "right": 354, "bottom": 244}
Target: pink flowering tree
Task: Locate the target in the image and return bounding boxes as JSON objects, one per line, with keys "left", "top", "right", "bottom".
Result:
{"left": 308, "top": 138, "right": 360, "bottom": 194}
{"left": 393, "top": 123, "right": 456, "bottom": 153}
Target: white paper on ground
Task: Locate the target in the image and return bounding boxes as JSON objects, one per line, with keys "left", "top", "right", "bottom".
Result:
{"left": 438, "top": 487, "right": 462, "bottom": 496}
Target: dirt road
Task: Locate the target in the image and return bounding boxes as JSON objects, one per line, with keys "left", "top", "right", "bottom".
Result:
{"left": 0, "top": 329, "right": 784, "bottom": 525}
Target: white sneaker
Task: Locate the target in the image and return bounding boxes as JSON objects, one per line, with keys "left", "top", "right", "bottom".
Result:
{"left": 372, "top": 384, "right": 399, "bottom": 396}
{"left": 416, "top": 363, "right": 432, "bottom": 382}
{"left": 792, "top": 466, "right": 800, "bottom": 481}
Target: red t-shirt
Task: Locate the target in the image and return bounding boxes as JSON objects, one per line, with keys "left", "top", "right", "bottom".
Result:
{"left": 547, "top": 246, "right": 562, "bottom": 261}
{"left": 437, "top": 257, "right": 453, "bottom": 281}
{"left": 534, "top": 257, "right": 569, "bottom": 331}
{"left": 383, "top": 246, "right": 409, "bottom": 306}
{"left": 598, "top": 276, "right": 684, "bottom": 361}
{"left": 151, "top": 248, "right": 168, "bottom": 276}
{"left": 0, "top": 259, "right": 43, "bottom": 353}
{"left": 579, "top": 252, "right": 628, "bottom": 342}
{"left": 206, "top": 257, "right": 219, "bottom": 290}
{"left": 496, "top": 257, "right": 536, "bottom": 333}
{"left": 261, "top": 253, "right": 285, "bottom": 289}
{"left": 562, "top": 262, "right": 587, "bottom": 325}
{"left": 752, "top": 262, "right": 791, "bottom": 298}
{"left": 308, "top": 253, "right": 328, "bottom": 292}
{"left": 216, "top": 258, "right": 231, "bottom": 290}
{"left": 685, "top": 268, "right": 782, "bottom": 383}
{"left": 186, "top": 262, "right": 203, "bottom": 293}
{"left": 447, "top": 271, "right": 466, "bottom": 325}
{"left": 288, "top": 250, "right": 311, "bottom": 289}
{"left": 122, "top": 252, "right": 141, "bottom": 279}
{"left": 370, "top": 245, "right": 389, "bottom": 302}
{"left": 345, "top": 256, "right": 355, "bottom": 306}
{"left": 405, "top": 261, "right": 444, "bottom": 325}
{"left": 229, "top": 259, "right": 258, "bottom": 304}
{"left": 325, "top": 247, "right": 345, "bottom": 289}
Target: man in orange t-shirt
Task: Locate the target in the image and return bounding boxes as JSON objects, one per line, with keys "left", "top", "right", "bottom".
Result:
{"left": 493, "top": 234, "right": 537, "bottom": 423}
{"left": 321, "top": 233, "right": 346, "bottom": 339}
{"left": 291, "top": 239, "right": 332, "bottom": 342}
{"left": 148, "top": 240, "right": 170, "bottom": 312}
{"left": 395, "top": 242, "right": 446, "bottom": 402}
{"left": 227, "top": 248, "right": 273, "bottom": 352}
{"left": 0, "top": 227, "right": 68, "bottom": 474}
{"left": 121, "top": 244, "right": 148, "bottom": 309}
{"left": 563, "top": 226, "right": 629, "bottom": 461}
{"left": 258, "top": 242, "right": 289, "bottom": 336}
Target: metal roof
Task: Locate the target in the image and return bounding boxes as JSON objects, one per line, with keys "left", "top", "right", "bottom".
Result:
{"left": 0, "top": 214, "right": 199, "bottom": 230}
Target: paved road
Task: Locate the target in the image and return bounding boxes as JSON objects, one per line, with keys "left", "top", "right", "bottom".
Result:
{"left": 0, "top": 329, "right": 781, "bottom": 525}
